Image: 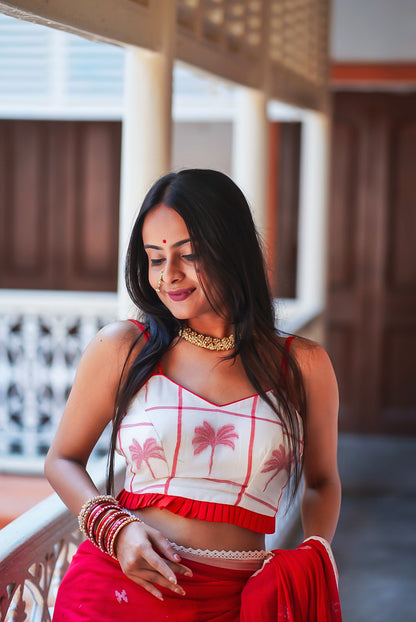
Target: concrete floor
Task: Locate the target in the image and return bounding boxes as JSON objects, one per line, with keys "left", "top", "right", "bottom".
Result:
{"left": 333, "top": 434, "right": 416, "bottom": 622}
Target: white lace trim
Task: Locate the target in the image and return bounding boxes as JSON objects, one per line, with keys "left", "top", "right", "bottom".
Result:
{"left": 169, "top": 541, "right": 270, "bottom": 560}
{"left": 303, "top": 536, "right": 339, "bottom": 586}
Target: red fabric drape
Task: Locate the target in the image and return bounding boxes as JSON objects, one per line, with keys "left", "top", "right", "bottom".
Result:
{"left": 53, "top": 538, "right": 342, "bottom": 621}
{"left": 241, "top": 538, "right": 342, "bottom": 621}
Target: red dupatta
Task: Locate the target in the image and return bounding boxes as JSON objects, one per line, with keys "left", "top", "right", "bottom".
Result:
{"left": 241, "top": 537, "right": 342, "bottom": 621}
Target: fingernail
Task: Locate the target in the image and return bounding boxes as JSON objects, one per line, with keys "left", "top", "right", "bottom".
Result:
{"left": 156, "top": 594, "right": 164, "bottom": 601}
{"left": 174, "top": 587, "right": 185, "bottom": 596}
{"left": 169, "top": 575, "right": 177, "bottom": 584}
{"left": 174, "top": 554, "right": 181, "bottom": 561}
{"left": 184, "top": 570, "right": 193, "bottom": 577}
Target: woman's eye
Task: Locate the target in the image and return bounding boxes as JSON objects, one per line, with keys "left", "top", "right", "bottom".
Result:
{"left": 182, "top": 254, "right": 196, "bottom": 261}
{"left": 150, "top": 258, "right": 164, "bottom": 266}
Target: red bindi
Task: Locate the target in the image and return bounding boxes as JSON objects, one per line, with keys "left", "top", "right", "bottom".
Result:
{"left": 162, "top": 239, "right": 166, "bottom": 244}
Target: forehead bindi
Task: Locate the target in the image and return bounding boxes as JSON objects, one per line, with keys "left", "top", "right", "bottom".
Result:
{"left": 142, "top": 204, "right": 190, "bottom": 248}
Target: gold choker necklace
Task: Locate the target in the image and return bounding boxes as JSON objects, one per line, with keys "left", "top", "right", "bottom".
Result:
{"left": 179, "top": 326, "right": 235, "bottom": 351}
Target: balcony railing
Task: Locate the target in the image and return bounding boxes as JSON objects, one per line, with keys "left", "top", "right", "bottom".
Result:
{"left": 0, "top": 459, "right": 124, "bottom": 622}
{"left": 0, "top": 291, "right": 117, "bottom": 472}
{"left": 0, "top": 467, "right": 301, "bottom": 622}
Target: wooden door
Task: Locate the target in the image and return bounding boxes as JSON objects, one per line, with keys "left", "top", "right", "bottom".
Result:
{"left": 0, "top": 120, "right": 121, "bottom": 292}
{"left": 326, "top": 92, "right": 416, "bottom": 435}
{"left": 266, "top": 122, "right": 301, "bottom": 298}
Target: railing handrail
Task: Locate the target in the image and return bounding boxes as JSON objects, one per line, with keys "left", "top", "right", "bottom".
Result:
{"left": 0, "top": 459, "right": 124, "bottom": 621}
{"left": 0, "top": 457, "right": 121, "bottom": 568}
{"left": 0, "top": 489, "right": 76, "bottom": 577}
{"left": 0, "top": 289, "right": 117, "bottom": 314}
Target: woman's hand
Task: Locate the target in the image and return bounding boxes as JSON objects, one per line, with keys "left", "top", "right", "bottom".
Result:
{"left": 115, "top": 520, "right": 193, "bottom": 601}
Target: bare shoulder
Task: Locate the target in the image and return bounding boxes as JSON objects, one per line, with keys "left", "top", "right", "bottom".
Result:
{"left": 92, "top": 319, "right": 145, "bottom": 348}
{"left": 80, "top": 319, "right": 147, "bottom": 373}
{"left": 288, "top": 336, "right": 337, "bottom": 389}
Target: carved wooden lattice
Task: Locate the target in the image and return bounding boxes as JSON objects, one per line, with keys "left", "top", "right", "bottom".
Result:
{"left": 0, "top": 462, "right": 122, "bottom": 622}
{"left": 177, "top": 0, "right": 264, "bottom": 58}
{"left": 1, "top": 531, "right": 82, "bottom": 622}
{"left": 176, "top": 0, "right": 330, "bottom": 110}
{"left": 0, "top": 311, "right": 115, "bottom": 464}
{"left": 269, "top": 0, "right": 328, "bottom": 85}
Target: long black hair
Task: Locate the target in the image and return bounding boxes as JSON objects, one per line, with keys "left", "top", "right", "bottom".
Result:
{"left": 107, "top": 169, "right": 306, "bottom": 504}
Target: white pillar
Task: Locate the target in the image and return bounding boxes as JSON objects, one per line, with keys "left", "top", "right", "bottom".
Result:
{"left": 117, "top": 46, "right": 173, "bottom": 318}
{"left": 296, "top": 111, "right": 330, "bottom": 308}
{"left": 231, "top": 87, "right": 268, "bottom": 236}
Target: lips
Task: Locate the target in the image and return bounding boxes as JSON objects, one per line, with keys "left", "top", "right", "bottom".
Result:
{"left": 167, "top": 288, "right": 196, "bottom": 302}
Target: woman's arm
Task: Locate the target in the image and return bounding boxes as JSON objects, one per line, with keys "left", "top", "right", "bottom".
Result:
{"left": 44, "top": 320, "right": 190, "bottom": 600}
{"left": 44, "top": 322, "right": 128, "bottom": 511}
{"left": 296, "top": 341, "right": 341, "bottom": 544}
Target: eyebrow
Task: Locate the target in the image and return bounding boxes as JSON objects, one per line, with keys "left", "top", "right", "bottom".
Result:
{"left": 144, "top": 238, "right": 191, "bottom": 250}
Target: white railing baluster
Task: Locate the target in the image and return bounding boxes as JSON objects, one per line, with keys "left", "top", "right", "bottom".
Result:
{"left": 0, "top": 461, "right": 123, "bottom": 622}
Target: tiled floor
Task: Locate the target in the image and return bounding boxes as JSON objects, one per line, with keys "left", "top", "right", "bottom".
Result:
{"left": 0, "top": 473, "right": 53, "bottom": 528}
{"left": 333, "top": 434, "right": 416, "bottom": 622}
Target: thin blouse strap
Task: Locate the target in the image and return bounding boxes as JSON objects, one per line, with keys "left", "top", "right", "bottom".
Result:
{"left": 281, "top": 335, "right": 296, "bottom": 378}
{"left": 127, "top": 319, "right": 147, "bottom": 338}
{"left": 127, "top": 319, "right": 162, "bottom": 373}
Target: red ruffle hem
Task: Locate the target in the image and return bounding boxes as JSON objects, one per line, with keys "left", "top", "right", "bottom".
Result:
{"left": 52, "top": 538, "right": 342, "bottom": 621}
{"left": 117, "top": 489, "right": 276, "bottom": 534}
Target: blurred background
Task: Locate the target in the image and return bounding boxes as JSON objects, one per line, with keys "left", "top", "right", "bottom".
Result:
{"left": 0, "top": 1, "right": 415, "bottom": 621}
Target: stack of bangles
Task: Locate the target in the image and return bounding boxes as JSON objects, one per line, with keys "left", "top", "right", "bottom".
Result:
{"left": 78, "top": 494, "right": 143, "bottom": 559}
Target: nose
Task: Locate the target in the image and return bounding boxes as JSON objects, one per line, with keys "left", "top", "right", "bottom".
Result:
{"left": 162, "top": 256, "right": 183, "bottom": 285}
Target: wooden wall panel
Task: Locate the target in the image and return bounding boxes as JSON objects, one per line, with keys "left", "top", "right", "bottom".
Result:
{"left": 276, "top": 123, "right": 301, "bottom": 299}
{"left": 67, "top": 122, "right": 120, "bottom": 291}
{"left": 0, "top": 121, "right": 52, "bottom": 288}
{"left": 267, "top": 122, "right": 301, "bottom": 299}
{"left": 0, "top": 120, "right": 121, "bottom": 292}
{"left": 387, "top": 120, "right": 416, "bottom": 291}
{"left": 326, "top": 92, "right": 416, "bottom": 435}
{"left": 328, "top": 119, "right": 359, "bottom": 290}
{"left": 381, "top": 328, "right": 416, "bottom": 420}
{"left": 326, "top": 324, "right": 355, "bottom": 430}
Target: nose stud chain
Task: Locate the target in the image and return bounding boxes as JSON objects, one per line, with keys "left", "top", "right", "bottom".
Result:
{"left": 155, "top": 270, "right": 164, "bottom": 293}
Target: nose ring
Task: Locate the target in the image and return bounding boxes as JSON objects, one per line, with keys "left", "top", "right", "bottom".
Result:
{"left": 156, "top": 270, "right": 164, "bottom": 293}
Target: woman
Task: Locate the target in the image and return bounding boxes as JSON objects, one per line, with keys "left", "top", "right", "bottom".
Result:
{"left": 45, "top": 169, "right": 342, "bottom": 621}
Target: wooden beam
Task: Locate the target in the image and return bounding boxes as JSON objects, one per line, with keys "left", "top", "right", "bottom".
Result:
{"left": 331, "top": 63, "right": 416, "bottom": 86}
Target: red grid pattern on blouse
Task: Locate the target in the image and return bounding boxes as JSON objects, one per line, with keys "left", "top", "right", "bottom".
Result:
{"left": 117, "top": 374, "right": 298, "bottom": 516}
{"left": 164, "top": 385, "right": 183, "bottom": 495}
{"left": 234, "top": 395, "right": 258, "bottom": 506}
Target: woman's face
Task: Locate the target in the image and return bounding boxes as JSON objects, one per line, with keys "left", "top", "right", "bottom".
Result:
{"left": 142, "top": 204, "right": 214, "bottom": 322}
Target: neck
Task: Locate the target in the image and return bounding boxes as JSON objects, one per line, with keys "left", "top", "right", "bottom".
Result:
{"left": 186, "top": 319, "right": 233, "bottom": 340}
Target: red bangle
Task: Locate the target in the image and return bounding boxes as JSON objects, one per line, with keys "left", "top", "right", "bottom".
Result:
{"left": 108, "top": 516, "right": 142, "bottom": 559}
{"left": 96, "top": 510, "right": 128, "bottom": 551}
{"left": 78, "top": 495, "right": 118, "bottom": 533}
{"left": 86, "top": 503, "right": 119, "bottom": 541}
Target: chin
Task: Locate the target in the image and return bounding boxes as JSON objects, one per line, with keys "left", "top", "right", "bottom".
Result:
{"left": 162, "top": 303, "right": 192, "bottom": 320}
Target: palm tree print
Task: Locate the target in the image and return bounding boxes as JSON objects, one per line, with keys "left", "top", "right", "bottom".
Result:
{"left": 129, "top": 437, "right": 166, "bottom": 479}
{"left": 261, "top": 444, "right": 294, "bottom": 491}
{"left": 192, "top": 421, "right": 238, "bottom": 475}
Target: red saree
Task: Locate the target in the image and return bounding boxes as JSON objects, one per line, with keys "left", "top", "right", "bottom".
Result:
{"left": 53, "top": 538, "right": 342, "bottom": 621}
{"left": 241, "top": 538, "right": 342, "bottom": 621}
